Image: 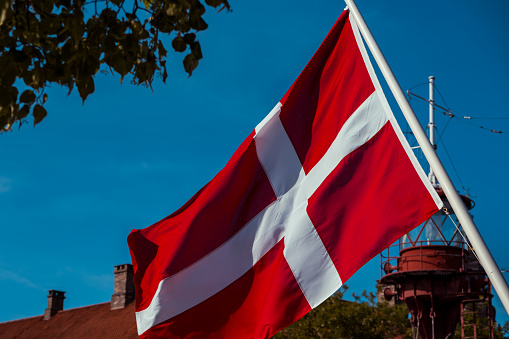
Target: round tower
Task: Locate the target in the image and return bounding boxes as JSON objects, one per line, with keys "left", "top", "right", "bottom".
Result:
{"left": 379, "top": 189, "right": 494, "bottom": 338}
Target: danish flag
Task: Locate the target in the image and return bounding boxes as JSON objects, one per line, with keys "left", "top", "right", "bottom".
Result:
{"left": 128, "top": 10, "right": 442, "bottom": 338}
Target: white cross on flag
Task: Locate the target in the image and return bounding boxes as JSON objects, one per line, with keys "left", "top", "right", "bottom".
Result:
{"left": 128, "top": 9, "right": 442, "bottom": 339}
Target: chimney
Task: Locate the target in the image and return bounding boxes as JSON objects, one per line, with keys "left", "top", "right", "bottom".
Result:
{"left": 111, "top": 264, "right": 135, "bottom": 310}
{"left": 44, "top": 290, "right": 65, "bottom": 320}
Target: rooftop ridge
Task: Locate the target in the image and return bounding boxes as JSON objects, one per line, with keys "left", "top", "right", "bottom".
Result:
{"left": 56, "top": 301, "right": 110, "bottom": 313}
{"left": 0, "top": 315, "right": 43, "bottom": 325}
{"left": 0, "top": 301, "right": 113, "bottom": 325}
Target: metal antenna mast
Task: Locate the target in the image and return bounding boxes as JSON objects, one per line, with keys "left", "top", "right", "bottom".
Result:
{"left": 428, "top": 76, "right": 438, "bottom": 186}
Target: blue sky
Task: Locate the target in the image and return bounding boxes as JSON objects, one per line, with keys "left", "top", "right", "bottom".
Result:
{"left": 1, "top": 0, "right": 508, "bottom": 327}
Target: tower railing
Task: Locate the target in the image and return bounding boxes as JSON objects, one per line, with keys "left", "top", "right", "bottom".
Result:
{"left": 379, "top": 239, "right": 494, "bottom": 338}
{"left": 380, "top": 239, "right": 473, "bottom": 277}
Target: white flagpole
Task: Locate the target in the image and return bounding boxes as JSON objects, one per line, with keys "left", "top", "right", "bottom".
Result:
{"left": 344, "top": 0, "right": 509, "bottom": 315}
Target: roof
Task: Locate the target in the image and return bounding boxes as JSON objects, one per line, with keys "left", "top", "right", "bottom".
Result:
{"left": 0, "top": 302, "right": 138, "bottom": 339}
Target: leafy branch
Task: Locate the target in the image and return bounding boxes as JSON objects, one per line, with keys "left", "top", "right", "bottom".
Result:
{"left": 0, "top": 0, "right": 230, "bottom": 132}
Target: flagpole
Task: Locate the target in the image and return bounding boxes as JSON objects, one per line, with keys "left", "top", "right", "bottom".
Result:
{"left": 344, "top": 0, "right": 509, "bottom": 315}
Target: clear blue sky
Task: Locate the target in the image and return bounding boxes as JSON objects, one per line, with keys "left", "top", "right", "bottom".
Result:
{"left": 1, "top": 0, "right": 508, "bottom": 327}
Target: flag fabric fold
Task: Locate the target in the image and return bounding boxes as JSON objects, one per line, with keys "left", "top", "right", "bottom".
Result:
{"left": 128, "top": 10, "right": 442, "bottom": 339}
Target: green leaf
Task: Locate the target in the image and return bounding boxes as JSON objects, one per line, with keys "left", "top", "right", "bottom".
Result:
{"left": 161, "top": 61, "right": 168, "bottom": 84}
{"left": 158, "top": 40, "right": 167, "bottom": 59}
{"left": 191, "top": 41, "right": 203, "bottom": 60}
{"left": 33, "top": 104, "right": 47, "bottom": 126}
{"left": 142, "top": 0, "right": 151, "bottom": 10}
{"left": 77, "top": 77, "right": 95, "bottom": 103}
{"left": 205, "top": 0, "right": 223, "bottom": 8}
{"left": 172, "top": 36, "right": 187, "bottom": 53}
{"left": 191, "top": 2, "right": 206, "bottom": 16}
{"left": 165, "top": 3, "right": 180, "bottom": 16}
{"left": 183, "top": 53, "right": 198, "bottom": 76}
{"left": 183, "top": 33, "right": 196, "bottom": 44}
{"left": 17, "top": 104, "right": 30, "bottom": 120}
{"left": 176, "top": 19, "right": 191, "bottom": 33}
{"left": 189, "top": 16, "right": 208, "bottom": 31}
{"left": 20, "top": 90, "right": 36, "bottom": 104}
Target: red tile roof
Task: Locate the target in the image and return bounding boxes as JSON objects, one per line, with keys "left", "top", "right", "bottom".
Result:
{"left": 0, "top": 302, "right": 138, "bottom": 339}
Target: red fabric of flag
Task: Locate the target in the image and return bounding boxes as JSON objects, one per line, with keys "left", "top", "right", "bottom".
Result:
{"left": 128, "top": 10, "right": 442, "bottom": 339}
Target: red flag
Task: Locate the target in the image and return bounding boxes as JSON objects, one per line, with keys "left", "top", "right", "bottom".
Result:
{"left": 128, "top": 10, "right": 442, "bottom": 338}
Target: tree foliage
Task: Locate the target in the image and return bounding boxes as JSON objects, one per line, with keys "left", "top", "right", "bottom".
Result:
{"left": 454, "top": 300, "right": 507, "bottom": 339}
{"left": 273, "top": 286, "right": 413, "bottom": 339}
{"left": 502, "top": 321, "right": 509, "bottom": 338}
{"left": 0, "top": 0, "right": 230, "bottom": 132}
{"left": 273, "top": 286, "right": 509, "bottom": 339}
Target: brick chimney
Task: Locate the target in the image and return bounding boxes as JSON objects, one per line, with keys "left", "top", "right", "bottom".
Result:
{"left": 111, "top": 264, "right": 135, "bottom": 310}
{"left": 44, "top": 290, "right": 65, "bottom": 320}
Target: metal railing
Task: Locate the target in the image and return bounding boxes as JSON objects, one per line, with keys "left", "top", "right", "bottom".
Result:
{"left": 380, "top": 239, "right": 479, "bottom": 277}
